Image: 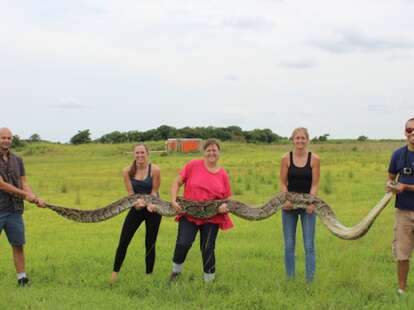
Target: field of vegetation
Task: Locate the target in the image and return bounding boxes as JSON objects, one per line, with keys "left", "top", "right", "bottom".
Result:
{"left": 1, "top": 140, "right": 413, "bottom": 309}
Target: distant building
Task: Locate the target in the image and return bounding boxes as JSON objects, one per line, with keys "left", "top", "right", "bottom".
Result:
{"left": 166, "top": 138, "right": 203, "bottom": 153}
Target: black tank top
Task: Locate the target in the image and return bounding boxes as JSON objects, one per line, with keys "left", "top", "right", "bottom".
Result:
{"left": 130, "top": 164, "right": 152, "bottom": 194}
{"left": 287, "top": 152, "right": 312, "bottom": 193}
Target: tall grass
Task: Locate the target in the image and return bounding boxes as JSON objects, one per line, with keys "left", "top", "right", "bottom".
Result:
{"left": 0, "top": 141, "right": 412, "bottom": 309}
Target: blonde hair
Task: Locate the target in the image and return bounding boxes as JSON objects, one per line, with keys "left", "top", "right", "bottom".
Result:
{"left": 290, "top": 127, "right": 309, "bottom": 140}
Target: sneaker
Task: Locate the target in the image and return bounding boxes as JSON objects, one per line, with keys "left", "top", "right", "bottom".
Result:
{"left": 17, "top": 277, "right": 30, "bottom": 287}
{"left": 203, "top": 273, "right": 215, "bottom": 283}
{"left": 169, "top": 272, "right": 180, "bottom": 283}
{"left": 397, "top": 288, "right": 405, "bottom": 295}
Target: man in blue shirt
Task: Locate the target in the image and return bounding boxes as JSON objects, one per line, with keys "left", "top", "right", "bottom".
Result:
{"left": 387, "top": 117, "right": 414, "bottom": 295}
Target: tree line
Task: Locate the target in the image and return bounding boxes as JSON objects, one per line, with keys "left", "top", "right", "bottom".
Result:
{"left": 70, "top": 125, "right": 283, "bottom": 145}
{"left": 11, "top": 126, "right": 370, "bottom": 147}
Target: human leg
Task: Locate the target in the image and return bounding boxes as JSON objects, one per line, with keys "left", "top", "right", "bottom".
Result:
{"left": 392, "top": 209, "right": 414, "bottom": 292}
{"left": 397, "top": 260, "right": 410, "bottom": 291}
{"left": 282, "top": 210, "right": 299, "bottom": 278}
{"left": 171, "top": 217, "right": 198, "bottom": 276}
{"left": 144, "top": 211, "right": 162, "bottom": 274}
{"left": 4, "top": 213, "right": 28, "bottom": 286}
{"left": 200, "top": 223, "right": 219, "bottom": 281}
{"left": 113, "top": 208, "right": 145, "bottom": 273}
{"left": 300, "top": 211, "right": 316, "bottom": 282}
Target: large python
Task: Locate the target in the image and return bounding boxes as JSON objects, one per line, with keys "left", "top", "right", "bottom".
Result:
{"left": 45, "top": 191, "right": 394, "bottom": 240}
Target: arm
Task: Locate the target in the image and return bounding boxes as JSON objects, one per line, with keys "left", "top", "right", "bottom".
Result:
{"left": 171, "top": 175, "right": 184, "bottom": 203}
{"left": 400, "top": 184, "right": 414, "bottom": 192}
{"left": 150, "top": 165, "right": 161, "bottom": 196}
{"left": 387, "top": 173, "right": 397, "bottom": 189}
{"left": 309, "top": 154, "right": 320, "bottom": 196}
{"left": 307, "top": 154, "right": 320, "bottom": 214}
{"left": 146, "top": 165, "right": 160, "bottom": 212}
{"left": 0, "top": 175, "right": 36, "bottom": 202}
{"left": 22, "top": 176, "right": 46, "bottom": 207}
{"left": 388, "top": 173, "right": 414, "bottom": 193}
{"left": 170, "top": 175, "right": 184, "bottom": 212}
{"left": 21, "top": 176, "right": 35, "bottom": 195}
{"left": 218, "top": 170, "right": 232, "bottom": 213}
{"left": 279, "top": 154, "right": 289, "bottom": 193}
{"left": 387, "top": 152, "right": 401, "bottom": 193}
{"left": 279, "top": 154, "right": 292, "bottom": 210}
{"left": 122, "top": 167, "right": 134, "bottom": 196}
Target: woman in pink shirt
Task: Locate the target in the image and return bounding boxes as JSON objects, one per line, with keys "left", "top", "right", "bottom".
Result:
{"left": 170, "top": 139, "right": 233, "bottom": 282}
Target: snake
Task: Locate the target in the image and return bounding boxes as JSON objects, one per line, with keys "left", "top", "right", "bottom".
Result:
{"left": 45, "top": 191, "right": 394, "bottom": 240}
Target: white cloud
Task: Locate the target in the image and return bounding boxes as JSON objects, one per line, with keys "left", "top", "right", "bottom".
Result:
{"left": 51, "top": 98, "right": 86, "bottom": 110}
{"left": 0, "top": 0, "right": 413, "bottom": 141}
{"left": 309, "top": 29, "right": 414, "bottom": 54}
{"left": 279, "top": 59, "right": 318, "bottom": 69}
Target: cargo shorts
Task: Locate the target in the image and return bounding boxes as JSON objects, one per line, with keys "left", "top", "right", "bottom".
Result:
{"left": 393, "top": 208, "right": 414, "bottom": 261}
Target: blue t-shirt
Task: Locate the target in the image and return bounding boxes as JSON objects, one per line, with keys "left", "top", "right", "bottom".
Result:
{"left": 388, "top": 146, "right": 414, "bottom": 210}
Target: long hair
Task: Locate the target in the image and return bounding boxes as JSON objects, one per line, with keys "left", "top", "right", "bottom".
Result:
{"left": 128, "top": 143, "right": 149, "bottom": 178}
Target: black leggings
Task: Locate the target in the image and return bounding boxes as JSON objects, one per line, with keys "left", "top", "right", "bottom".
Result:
{"left": 113, "top": 208, "right": 162, "bottom": 273}
{"left": 173, "top": 216, "right": 219, "bottom": 274}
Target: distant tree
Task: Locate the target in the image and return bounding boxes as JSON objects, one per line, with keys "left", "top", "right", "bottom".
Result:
{"left": 244, "top": 128, "right": 280, "bottom": 143}
{"left": 226, "top": 126, "right": 245, "bottom": 141}
{"left": 70, "top": 129, "right": 91, "bottom": 145}
{"left": 357, "top": 135, "right": 368, "bottom": 141}
{"left": 11, "top": 135, "right": 26, "bottom": 148}
{"left": 95, "top": 125, "right": 283, "bottom": 144}
{"left": 178, "top": 127, "right": 200, "bottom": 139}
{"left": 141, "top": 129, "right": 163, "bottom": 141}
{"left": 226, "top": 125, "right": 243, "bottom": 134}
{"left": 99, "top": 131, "right": 128, "bottom": 143}
{"left": 126, "top": 130, "right": 143, "bottom": 142}
{"left": 28, "top": 133, "right": 41, "bottom": 142}
{"left": 156, "top": 125, "right": 178, "bottom": 139}
{"left": 211, "top": 127, "right": 232, "bottom": 141}
{"left": 318, "top": 133, "right": 330, "bottom": 142}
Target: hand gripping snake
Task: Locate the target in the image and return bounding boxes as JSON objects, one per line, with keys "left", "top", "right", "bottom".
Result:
{"left": 44, "top": 191, "right": 394, "bottom": 240}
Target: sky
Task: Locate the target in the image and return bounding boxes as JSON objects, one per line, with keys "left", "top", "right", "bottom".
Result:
{"left": 1, "top": 0, "right": 413, "bottom": 142}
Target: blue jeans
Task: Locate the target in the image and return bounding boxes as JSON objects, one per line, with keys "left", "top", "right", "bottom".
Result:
{"left": 282, "top": 209, "right": 316, "bottom": 281}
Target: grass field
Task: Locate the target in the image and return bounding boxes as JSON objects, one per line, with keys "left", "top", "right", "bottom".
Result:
{"left": 1, "top": 140, "right": 413, "bottom": 309}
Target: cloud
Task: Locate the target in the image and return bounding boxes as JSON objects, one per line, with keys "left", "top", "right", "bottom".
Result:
{"left": 278, "top": 59, "right": 317, "bottom": 69}
{"left": 51, "top": 98, "right": 85, "bottom": 110}
{"left": 309, "top": 29, "right": 414, "bottom": 54}
{"left": 220, "top": 16, "right": 275, "bottom": 31}
{"left": 399, "top": 103, "right": 414, "bottom": 111}
{"left": 365, "top": 104, "right": 393, "bottom": 113}
{"left": 386, "top": 53, "right": 414, "bottom": 62}
{"left": 224, "top": 74, "right": 240, "bottom": 81}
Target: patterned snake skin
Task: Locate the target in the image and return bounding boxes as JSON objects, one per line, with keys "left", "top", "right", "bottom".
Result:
{"left": 45, "top": 191, "right": 393, "bottom": 240}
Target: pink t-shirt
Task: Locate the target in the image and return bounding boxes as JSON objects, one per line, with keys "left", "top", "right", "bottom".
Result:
{"left": 176, "top": 159, "right": 234, "bottom": 230}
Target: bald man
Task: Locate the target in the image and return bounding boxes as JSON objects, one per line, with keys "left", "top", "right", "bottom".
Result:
{"left": 0, "top": 128, "right": 45, "bottom": 287}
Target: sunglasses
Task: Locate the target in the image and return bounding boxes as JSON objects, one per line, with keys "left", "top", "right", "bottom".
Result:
{"left": 406, "top": 127, "right": 414, "bottom": 134}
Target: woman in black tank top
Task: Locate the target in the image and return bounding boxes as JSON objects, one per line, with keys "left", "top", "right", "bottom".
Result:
{"left": 110, "top": 144, "right": 162, "bottom": 284}
{"left": 279, "top": 127, "right": 320, "bottom": 282}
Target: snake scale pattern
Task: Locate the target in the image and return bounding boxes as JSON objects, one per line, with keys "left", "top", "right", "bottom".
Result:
{"left": 45, "top": 191, "right": 393, "bottom": 240}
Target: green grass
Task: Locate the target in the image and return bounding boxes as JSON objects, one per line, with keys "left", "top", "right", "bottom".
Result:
{"left": 1, "top": 141, "right": 413, "bottom": 309}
